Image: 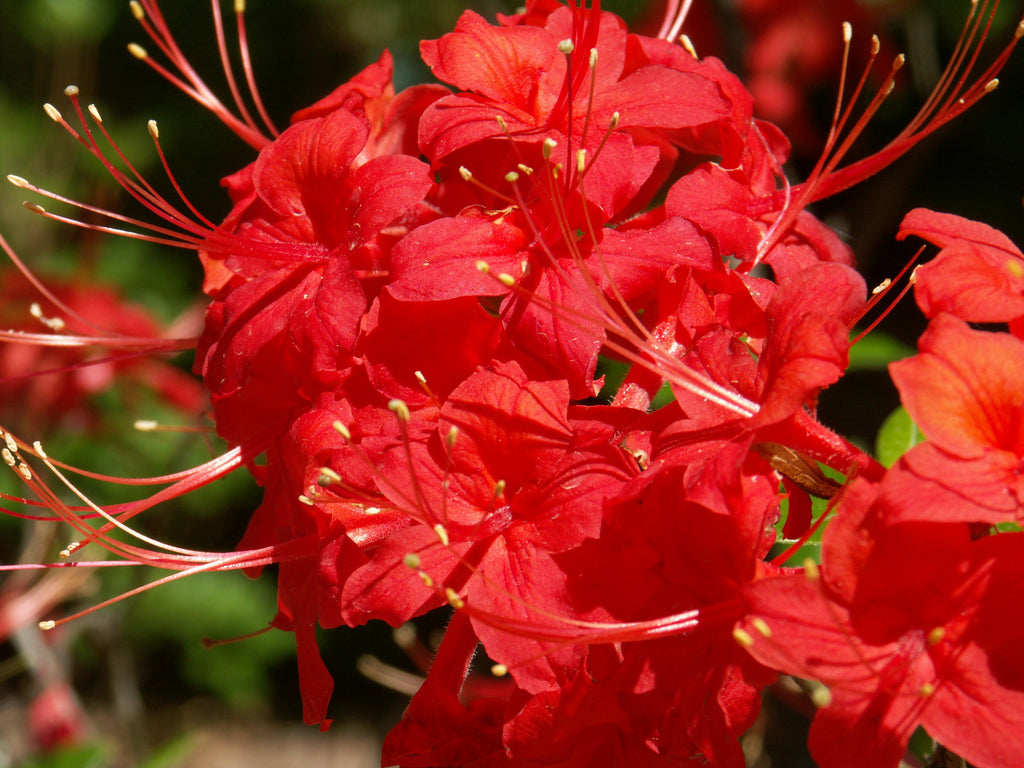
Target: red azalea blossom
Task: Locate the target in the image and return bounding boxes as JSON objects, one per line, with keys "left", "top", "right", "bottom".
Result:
{"left": 883, "top": 313, "right": 1024, "bottom": 524}
{"left": 739, "top": 479, "right": 1024, "bottom": 768}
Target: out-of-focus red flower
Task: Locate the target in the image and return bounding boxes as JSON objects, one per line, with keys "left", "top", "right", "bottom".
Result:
{"left": 0, "top": 272, "right": 204, "bottom": 432}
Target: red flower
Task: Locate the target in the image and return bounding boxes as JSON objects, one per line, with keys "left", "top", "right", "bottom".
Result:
{"left": 884, "top": 314, "right": 1024, "bottom": 524}
{"left": 343, "top": 361, "right": 639, "bottom": 691}
{"left": 898, "top": 208, "right": 1024, "bottom": 329}
{"left": 739, "top": 479, "right": 1024, "bottom": 768}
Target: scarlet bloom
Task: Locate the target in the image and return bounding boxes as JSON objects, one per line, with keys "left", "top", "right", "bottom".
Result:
{"left": 883, "top": 314, "right": 1024, "bottom": 524}
{"left": 739, "top": 479, "right": 1024, "bottom": 768}
{"left": 898, "top": 208, "right": 1024, "bottom": 328}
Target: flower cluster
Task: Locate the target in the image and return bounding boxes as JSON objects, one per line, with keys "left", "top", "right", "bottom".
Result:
{"left": 4, "top": 1, "right": 1024, "bottom": 766}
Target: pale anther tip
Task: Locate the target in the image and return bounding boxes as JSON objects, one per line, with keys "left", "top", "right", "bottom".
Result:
{"left": 63, "top": 85, "right": 79, "bottom": 97}
{"left": 39, "top": 620, "right": 57, "bottom": 631}
{"left": 403, "top": 553, "right": 421, "bottom": 569}
{"left": 732, "top": 628, "right": 754, "bottom": 648}
{"left": 803, "top": 558, "right": 821, "bottom": 581}
{"left": 811, "top": 685, "right": 833, "bottom": 708}
{"left": 7, "top": 174, "right": 29, "bottom": 188}
{"left": 148, "top": 119, "right": 159, "bottom": 138}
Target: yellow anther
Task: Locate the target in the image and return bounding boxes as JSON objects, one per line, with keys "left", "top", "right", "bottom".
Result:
{"left": 388, "top": 399, "right": 411, "bottom": 423}
{"left": 446, "top": 425, "right": 459, "bottom": 450}
{"left": 88, "top": 104, "right": 102, "bottom": 123}
{"left": 927, "top": 626, "right": 946, "bottom": 646}
{"left": 558, "top": 39, "right": 574, "bottom": 54}
{"left": 920, "top": 682, "right": 936, "bottom": 697}
{"left": 542, "top": 137, "right": 557, "bottom": 159}
{"left": 39, "top": 621, "right": 56, "bottom": 631}
{"left": 235, "top": 0, "right": 246, "bottom": 12}
{"left": 445, "top": 588, "right": 465, "bottom": 609}
{"left": 418, "top": 571, "right": 434, "bottom": 588}
{"left": 403, "top": 553, "right": 421, "bottom": 569}
{"left": 803, "top": 558, "right": 821, "bottom": 581}
{"left": 732, "top": 627, "right": 754, "bottom": 648}
{"left": 893, "top": 53, "right": 906, "bottom": 71}
{"left": 130, "top": 1, "right": 145, "bottom": 20}
{"left": 871, "top": 34, "right": 880, "bottom": 55}
{"left": 492, "top": 664, "right": 508, "bottom": 677}
{"left": 576, "top": 149, "right": 587, "bottom": 173}
{"left": 43, "top": 103, "right": 62, "bottom": 122}
{"left": 505, "top": 171, "right": 520, "bottom": 183}
{"left": 589, "top": 48, "right": 598, "bottom": 68}
{"left": 318, "top": 467, "right": 342, "bottom": 486}
{"left": 459, "top": 166, "right": 473, "bottom": 181}
{"left": 680, "top": 34, "right": 697, "bottom": 59}
{"left": 476, "top": 260, "right": 491, "bottom": 274}
{"left": 984, "top": 78, "right": 999, "bottom": 93}
{"left": 811, "top": 684, "right": 833, "bottom": 708}
{"left": 497, "top": 273, "right": 515, "bottom": 287}
{"left": 7, "top": 175, "right": 29, "bottom": 188}
{"left": 148, "top": 120, "right": 159, "bottom": 139}
{"left": 60, "top": 542, "right": 81, "bottom": 559}
{"left": 842, "top": 21, "right": 852, "bottom": 44}
{"left": 516, "top": 163, "right": 533, "bottom": 175}
{"left": 127, "top": 43, "right": 148, "bottom": 60}
{"left": 433, "top": 523, "right": 450, "bottom": 547}
{"left": 752, "top": 618, "right": 772, "bottom": 638}
{"left": 332, "top": 420, "right": 351, "bottom": 440}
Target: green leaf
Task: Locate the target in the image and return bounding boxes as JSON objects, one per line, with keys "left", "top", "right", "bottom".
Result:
{"left": 848, "top": 331, "right": 914, "bottom": 371}
{"left": 875, "top": 406, "right": 924, "bottom": 467}
{"left": 18, "top": 744, "right": 109, "bottom": 768}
